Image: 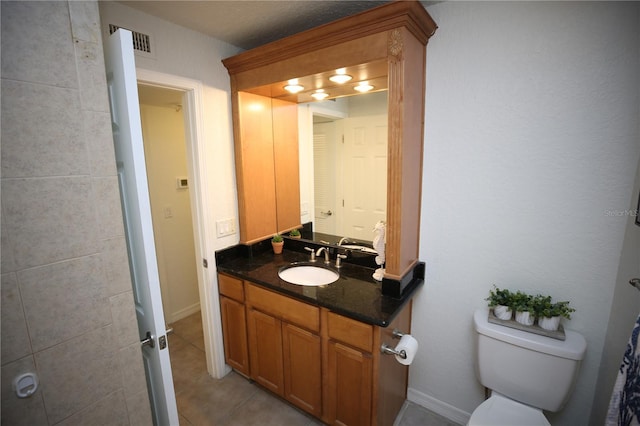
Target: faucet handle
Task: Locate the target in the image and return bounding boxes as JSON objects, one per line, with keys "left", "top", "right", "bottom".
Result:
{"left": 336, "top": 254, "right": 347, "bottom": 268}
{"left": 304, "top": 247, "right": 316, "bottom": 261}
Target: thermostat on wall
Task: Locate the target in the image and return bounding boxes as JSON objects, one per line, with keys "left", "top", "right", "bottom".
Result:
{"left": 176, "top": 177, "right": 188, "bottom": 189}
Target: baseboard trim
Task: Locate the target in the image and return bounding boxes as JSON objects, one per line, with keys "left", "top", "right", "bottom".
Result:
{"left": 170, "top": 302, "right": 201, "bottom": 323}
{"left": 407, "top": 387, "right": 471, "bottom": 425}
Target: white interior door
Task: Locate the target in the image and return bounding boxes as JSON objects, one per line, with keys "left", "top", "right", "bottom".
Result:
{"left": 104, "top": 29, "right": 178, "bottom": 426}
{"left": 342, "top": 115, "right": 387, "bottom": 240}
{"left": 313, "top": 121, "right": 338, "bottom": 234}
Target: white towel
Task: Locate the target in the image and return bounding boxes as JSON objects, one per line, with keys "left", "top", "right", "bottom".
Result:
{"left": 373, "top": 221, "right": 386, "bottom": 266}
{"left": 606, "top": 314, "right": 640, "bottom": 426}
{"left": 372, "top": 221, "right": 386, "bottom": 281}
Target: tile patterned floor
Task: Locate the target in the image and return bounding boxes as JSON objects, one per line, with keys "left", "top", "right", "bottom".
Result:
{"left": 168, "top": 312, "right": 457, "bottom": 426}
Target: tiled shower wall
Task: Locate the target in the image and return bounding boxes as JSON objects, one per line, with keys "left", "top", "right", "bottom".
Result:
{"left": 1, "top": 1, "right": 152, "bottom": 424}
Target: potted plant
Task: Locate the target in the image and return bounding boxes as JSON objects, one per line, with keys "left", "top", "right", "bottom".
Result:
{"left": 289, "top": 229, "right": 301, "bottom": 239}
{"left": 486, "top": 286, "right": 513, "bottom": 320}
{"left": 271, "top": 234, "right": 284, "bottom": 254}
{"left": 512, "top": 291, "right": 535, "bottom": 326}
{"left": 537, "top": 300, "right": 575, "bottom": 331}
{"left": 532, "top": 294, "right": 551, "bottom": 322}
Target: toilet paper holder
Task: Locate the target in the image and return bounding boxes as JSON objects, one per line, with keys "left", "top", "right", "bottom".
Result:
{"left": 380, "top": 329, "right": 407, "bottom": 359}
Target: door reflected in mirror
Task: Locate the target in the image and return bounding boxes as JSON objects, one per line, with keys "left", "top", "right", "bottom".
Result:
{"left": 304, "top": 91, "right": 387, "bottom": 243}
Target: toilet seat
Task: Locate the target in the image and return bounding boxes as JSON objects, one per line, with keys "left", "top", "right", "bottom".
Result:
{"left": 467, "top": 394, "right": 550, "bottom": 426}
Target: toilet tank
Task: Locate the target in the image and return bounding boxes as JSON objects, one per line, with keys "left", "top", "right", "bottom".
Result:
{"left": 473, "top": 308, "right": 587, "bottom": 412}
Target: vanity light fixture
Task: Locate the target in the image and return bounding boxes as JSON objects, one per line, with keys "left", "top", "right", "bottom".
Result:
{"left": 329, "top": 68, "right": 352, "bottom": 84}
{"left": 284, "top": 78, "right": 304, "bottom": 94}
{"left": 311, "top": 89, "right": 329, "bottom": 100}
{"left": 354, "top": 81, "right": 374, "bottom": 93}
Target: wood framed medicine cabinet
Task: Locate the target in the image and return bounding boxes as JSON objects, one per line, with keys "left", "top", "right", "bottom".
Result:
{"left": 223, "top": 1, "right": 437, "bottom": 280}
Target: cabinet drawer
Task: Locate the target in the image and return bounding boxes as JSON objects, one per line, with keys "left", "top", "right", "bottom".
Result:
{"left": 219, "top": 274, "right": 244, "bottom": 302}
{"left": 246, "top": 284, "right": 319, "bottom": 332}
{"left": 327, "top": 312, "right": 374, "bottom": 353}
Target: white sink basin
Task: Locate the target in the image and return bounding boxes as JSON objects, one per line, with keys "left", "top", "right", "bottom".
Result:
{"left": 278, "top": 264, "right": 339, "bottom": 286}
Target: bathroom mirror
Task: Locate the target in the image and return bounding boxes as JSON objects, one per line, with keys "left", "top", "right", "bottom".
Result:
{"left": 303, "top": 90, "right": 388, "bottom": 246}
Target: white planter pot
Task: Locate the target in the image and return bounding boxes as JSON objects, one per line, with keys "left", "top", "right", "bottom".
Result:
{"left": 493, "top": 305, "right": 512, "bottom": 321}
{"left": 515, "top": 311, "right": 534, "bottom": 326}
{"left": 539, "top": 316, "right": 561, "bottom": 331}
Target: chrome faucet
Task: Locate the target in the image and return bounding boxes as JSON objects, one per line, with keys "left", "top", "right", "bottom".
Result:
{"left": 304, "top": 247, "right": 316, "bottom": 262}
{"left": 316, "top": 247, "right": 330, "bottom": 264}
{"left": 338, "top": 237, "right": 350, "bottom": 246}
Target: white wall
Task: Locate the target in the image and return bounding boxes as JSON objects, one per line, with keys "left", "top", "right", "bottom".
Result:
{"left": 591, "top": 155, "right": 640, "bottom": 425}
{"left": 413, "top": 2, "right": 640, "bottom": 425}
{"left": 140, "top": 103, "right": 200, "bottom": 323}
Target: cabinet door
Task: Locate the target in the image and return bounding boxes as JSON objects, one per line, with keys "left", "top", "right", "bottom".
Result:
{"left": 219, "top": 296, "right": 250, "bottom": 377}
{"left": 326, "top": 341, "right": 372, "bottom": 426}
{"left": 236, "top": 92, "right": 278, "bottom": 243}
{"left": 282, "top": 323, "right": 322, "bottom": 417}
{"left": 247, "top": 308, "right": 284, "bottom": 396}
{"left": 272, "top": 98, "right": 301, "bottom": 232}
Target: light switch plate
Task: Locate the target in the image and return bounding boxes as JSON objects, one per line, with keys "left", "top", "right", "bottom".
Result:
{"left": 216, "top": 218, "right": 236, "bottom": 237}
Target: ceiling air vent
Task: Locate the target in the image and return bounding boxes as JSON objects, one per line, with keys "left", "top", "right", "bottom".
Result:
{"left": 109, "top": 24, "right": 152, "bottom": 54}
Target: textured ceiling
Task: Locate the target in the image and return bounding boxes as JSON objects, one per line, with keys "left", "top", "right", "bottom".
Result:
{"left": 120, "top": 0, "right": 392, "bottom": 50}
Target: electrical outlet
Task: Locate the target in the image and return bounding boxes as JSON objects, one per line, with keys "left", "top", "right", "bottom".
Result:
{"left": 216, "top": 218, "right": 236, "bottom": 237}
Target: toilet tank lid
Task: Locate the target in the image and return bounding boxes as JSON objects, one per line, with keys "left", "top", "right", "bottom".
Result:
{"left": 474, "top": 308, "right": 587, "bottom": 360}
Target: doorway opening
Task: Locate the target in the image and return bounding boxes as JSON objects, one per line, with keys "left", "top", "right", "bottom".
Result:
{"left": 137, "top": 84, "right": 199, "bottom": 325}
{"left": 135, "top": 69, "right": 227, "bottom": 382}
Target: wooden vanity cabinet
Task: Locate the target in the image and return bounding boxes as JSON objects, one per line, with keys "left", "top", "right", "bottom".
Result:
{"left": 282, "top": 322, "right": 323, "bottom": 416}
{"left": 246, "top": 283, "right": 323, "bottom": 417}
{"left": 326, "top": 340, "right": 373, "bottom": 425}
{"left": 322, "top": 303, "right": 413, "bottom": 426}
{"left": 246, "top": 308, "right": 285, "bottom": 393}
{"left": 218, "top": 272, "right": 412, "bottom": 425}
{"left": 218, "top": 274, "right": 250, "bottom": 377}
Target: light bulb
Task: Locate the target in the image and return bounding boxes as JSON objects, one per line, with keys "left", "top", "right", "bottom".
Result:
{"left": 311, "top": 89, "right": 329, "bottom": 100}
{"left": 284, "top": 78, "right": 304, "bottom": 93}
{"left": 329, "top": 68, "right": 352, "bottom": 84}
{"left": 354, "top": 81, "right": 374, "bottom": 92}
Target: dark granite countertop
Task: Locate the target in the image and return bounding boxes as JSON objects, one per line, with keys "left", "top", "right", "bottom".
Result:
{"left": 215, "top": 244, "right": 423, "bottom": 327}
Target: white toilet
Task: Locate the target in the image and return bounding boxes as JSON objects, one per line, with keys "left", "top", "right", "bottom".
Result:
{"left": 468, "top": 308, "right": 587, "bottom": 426}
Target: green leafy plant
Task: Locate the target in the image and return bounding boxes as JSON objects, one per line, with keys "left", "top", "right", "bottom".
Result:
{"left": 486, "top": 286, "right": 576, "bottom": 320}
{"left": 511, "top": 291, "right": 534, "bottom": 312}
{"left": 540, "top": 300, "right": 575, "bottom": 319}
{"left": 289, "top": 229, "right": 301, "bottom": 237}
{"left": 485, "top": 286, "right": 513, "bottom": 307}
{"left": 272, "top": 233, "right": 283, "bottom": 243}
{"left": 532, "top": 294, "right": 552, "bottom": 317}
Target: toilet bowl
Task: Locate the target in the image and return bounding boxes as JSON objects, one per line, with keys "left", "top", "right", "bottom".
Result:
{"left": 469, "top": 308, "right": 586, "bottom": 426}
{"left": 468, "top": 393, "right": 549, "bottom": 426}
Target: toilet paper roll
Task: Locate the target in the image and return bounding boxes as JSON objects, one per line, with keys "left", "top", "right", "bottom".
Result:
{"left": 395, "top": 334, "right": 419, "bottom": 366}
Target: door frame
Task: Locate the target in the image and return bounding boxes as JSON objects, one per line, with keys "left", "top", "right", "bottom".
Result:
{"left": 136, "top": 68, "right": 227, "bottom": 379}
